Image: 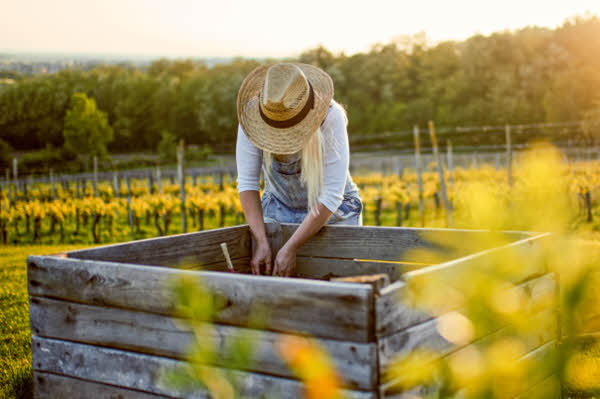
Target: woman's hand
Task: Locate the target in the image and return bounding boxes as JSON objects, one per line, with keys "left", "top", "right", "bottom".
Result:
{"left": 251, "top": 241, "right": 272, "bottom": 275}
{"left": 273, "top": 244, "right": 297, "bottom": 277}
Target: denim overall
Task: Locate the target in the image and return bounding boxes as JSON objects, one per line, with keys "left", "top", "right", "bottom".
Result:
{"left": 261, "top": 151, "right": 363, "bottom": 225}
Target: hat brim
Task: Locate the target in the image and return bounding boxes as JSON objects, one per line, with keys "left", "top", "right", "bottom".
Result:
{"left": 237, "top": 62, "right": 334, "bottom": 154}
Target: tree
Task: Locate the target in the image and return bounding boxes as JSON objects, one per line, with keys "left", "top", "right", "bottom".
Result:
{"left": 157, "top": 130, "right": 177, "bottom": 163}
{"left": 63, "top": 92, "right": 113, "bottom": 169}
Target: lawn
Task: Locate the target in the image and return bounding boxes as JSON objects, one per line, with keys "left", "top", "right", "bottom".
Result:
{"left": 0, "top": 244, "right": 86, "bottom": 399}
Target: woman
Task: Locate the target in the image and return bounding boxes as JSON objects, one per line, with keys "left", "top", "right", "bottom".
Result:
{"left": 236, "top": 62, "right": 362, "bottom": 277}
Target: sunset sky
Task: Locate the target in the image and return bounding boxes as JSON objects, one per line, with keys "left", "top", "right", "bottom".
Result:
{"left": 2, "top": 0, "right": 599, "bottom": 57}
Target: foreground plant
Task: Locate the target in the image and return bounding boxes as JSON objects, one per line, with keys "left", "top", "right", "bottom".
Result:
{"left": 388, "top": 142, "right": 600, "bottom": 398}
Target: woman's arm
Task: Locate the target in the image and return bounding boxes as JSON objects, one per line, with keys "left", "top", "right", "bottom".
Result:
{"left": 273, "top": 202, "right": 332, "bottom": 276}
{"left": 236, "top": 124, "right": 272, "bottom": 275}
{"left": 273, "top": 102, "right": 350, "bottom": 277}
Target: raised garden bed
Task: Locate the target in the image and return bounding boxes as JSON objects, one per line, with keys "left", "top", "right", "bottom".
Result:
{"left": 27, "top": 223, "right": 556, "bottom": 398}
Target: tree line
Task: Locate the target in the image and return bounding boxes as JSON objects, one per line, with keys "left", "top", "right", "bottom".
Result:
{"left": 1, "top": 14, "right": 599, "bottom": 164}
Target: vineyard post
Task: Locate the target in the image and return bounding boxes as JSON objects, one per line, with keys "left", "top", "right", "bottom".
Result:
{"left": 447, "top": 140, "right": 454, "bottom": 186}
{"left": 126, "top": 177, "right": 134, "bottom": 240}
{"left": 472, "top": 152, "right": 478, "bottom": 169}
{"left": 397, "top": 157, "right": 404, "bottom": 179}
{"left": 12, "top": 158, "right": 18, "bottom": 197}
{"left": 413, "top": 125, "right": 425, "bottom": 227}
{"left": 506, "top": 125, "right": 513, "bottom": 186}
{"left": 156, "top": 166, "right": 162, "bottom": 194}
{"left": 50, "top": 169, "right": 56, "bottom": 200}
{"left": 495, "top": 153, "right": 501, "bottom": 170}
{"left": 93, "top": 156, "right": 98, "bottom": 197}
{"left": 177, "top": 140, "right": 187, "bottom": 233}
{"left": 113, "top": 172, "right": 119, "bottom": 197}
{"left": 429, "top": 121, "right": 453, "bottom": 227}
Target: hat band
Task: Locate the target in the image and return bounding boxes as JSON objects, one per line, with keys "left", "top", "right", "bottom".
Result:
{"left": 258, "top": 81, "right": 315, "bottom": 129}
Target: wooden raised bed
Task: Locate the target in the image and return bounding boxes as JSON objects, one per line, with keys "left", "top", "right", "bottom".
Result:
{"left": 27, "top": 223, "right": 557, "bottom": 398}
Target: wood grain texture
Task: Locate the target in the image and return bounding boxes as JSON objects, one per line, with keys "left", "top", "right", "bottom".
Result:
{"left": 295, "top": 257, "right": 409, "bottom": 282}
{"left": 282, "top": 223, "right": 531, "bottom": 262}
{"left": 375, "top": 281, "right": 432, "bottom": 338}
{"left": 32, "top": 337, "right": 377, "bottom": 399}
{"left": 377, "top": 274, "right": 558, "bottom": 373}
{"left": 403, "top": 233, "right": 553, "bottom": 286}
{"left": 27, "top": 255, "right": 374, "bottom": 341}
{"left": 30, "top": 296, "right": 377, "bottom": 390}
{"left": 378, "top": 236, "right": 555, "bottom": 337}
{"left": 34, "top": 371, "right": 171, "bottom": 399}
{"left": 179, "top": 257, "right": 251, "bottom": 274}
{"left": 66, "top": 225, "right": 252, "bottom": 267}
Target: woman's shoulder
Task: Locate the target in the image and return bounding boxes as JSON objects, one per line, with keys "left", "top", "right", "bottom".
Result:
{"left": 321, "top": 99, "right": 348, "bottom": 130}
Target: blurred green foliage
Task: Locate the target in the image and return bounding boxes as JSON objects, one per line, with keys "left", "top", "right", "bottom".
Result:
{"left": 63, "top": 92, "right": 114, "bottom": 168}
{"left": 1, "top": 15, "right": 600, "bottom": 155}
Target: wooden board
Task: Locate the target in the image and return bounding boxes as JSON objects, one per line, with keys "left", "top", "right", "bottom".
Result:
{"left": 66, "top": 225, "right": 252, "bottom": 267}
{"left": 295, "top": 257, "right": 410, "bottom": 282}
{"left": 375, "top": 280, "right": 432, "bottom": 338}
{"left": 379, "top": 235, "right": 555, "bottom": 337}
{"left": 377, "top": 273, "right": 558, "bottom": 372}
{"left": 180, "top": 256, "right": 251, "bottom": 274}
{"left": 403, "top": 233, "right": 552, "bottom": 288}
{"left": 282, "top": 223, "right": 531, "bottom": 262}
{"left": 30, "top": 296, "right": 377, "bottom": 390}
{"left": 34, "top": 371, "right": 171, "bottom": 399}
{"left": 32, "top": 336, "right": 377, "bottom": 399}
{"left": 27, "top": 255, "right": 374, "bottom": 342}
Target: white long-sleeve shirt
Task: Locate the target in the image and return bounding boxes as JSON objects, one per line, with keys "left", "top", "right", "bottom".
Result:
{"left": 236, "top": 100, "right": 351, "bottom": 213}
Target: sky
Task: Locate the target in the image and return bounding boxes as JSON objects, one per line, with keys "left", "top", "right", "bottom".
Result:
{"left": 2, "top": 0, "right": 599, "bottom": 58}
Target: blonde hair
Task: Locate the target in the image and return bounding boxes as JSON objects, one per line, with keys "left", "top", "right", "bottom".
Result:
{"left": 264, "top": 100, "right": 348, "bottom": 215}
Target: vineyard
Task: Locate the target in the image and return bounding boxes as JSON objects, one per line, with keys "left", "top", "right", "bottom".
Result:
{"left": 2, "top": 155, "right": 599, "bottom": 246}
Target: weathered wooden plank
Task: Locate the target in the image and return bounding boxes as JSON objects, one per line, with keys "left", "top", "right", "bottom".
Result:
{"left": 333, "top": 274, "right": 390, "bottom": 293}
{"left": 295, "top": 256, "right": 410, "bottom": 282}
{"left": 380, "top": 331, "right": 558, "bottom": 397}
{"left": 381, "top": 235, "right": 554, "bottom": 336}
{"left": 180, "top": 256, "right": 251, "bottom": 274}
{"left": 282, "top": 223, "right": 531, "bottom": 262}
{"left": 378, "top": 317, "right": 453, "bottom": 375}
{"left": 378, "top": 274, "right": 557, "bottom": 374}
{"left": 34, "top": 371, "right": 171, "bottom": 399}
{"left": 27, "top": 255, "right": 374, "bottom": 342}
{"left": 66, "top": 225, "right": 252, "bottom": 267}
{"left": 375, "top": 281, "right": 432, "bottom": 338}
{"left": 30, "top": 296, "right": 377, "bottom": 390}
{"left": 32, "top": 337, "right": 377, "bottom": 399}
{"left": 403, "top": 233, "right": 552, "bottom": 290}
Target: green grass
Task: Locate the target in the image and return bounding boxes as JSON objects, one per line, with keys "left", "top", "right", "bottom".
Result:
{"left": 0, "top": 244, "right": 86, "bottom": 399}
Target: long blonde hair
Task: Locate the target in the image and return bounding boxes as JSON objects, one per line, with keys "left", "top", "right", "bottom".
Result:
{"left": 264, "top": 100, "right": 348, "bottom": 215}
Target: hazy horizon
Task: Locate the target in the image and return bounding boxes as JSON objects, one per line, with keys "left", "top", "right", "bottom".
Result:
{"left": 3, "top": 0, "right": 600, "bottom": 58}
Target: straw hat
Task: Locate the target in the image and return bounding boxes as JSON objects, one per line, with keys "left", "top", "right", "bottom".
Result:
{"left": 237, "top": 62, "right": 334, "bottom": 154}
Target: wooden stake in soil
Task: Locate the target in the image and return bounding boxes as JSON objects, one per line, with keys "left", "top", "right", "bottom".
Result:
{"left": 93, "top": 156, "right": 98, "bottom": 197}
{"left": 177, "top": 140, "right": 187, "bottom": 234}
{"left": 428, "top": 121, "right": 453, "bottom": 227}
{"left": 413, "top": 125, "right": 425, "bottom": 227}
{"left": 220, "top": 242, "right": 235, "bottom": 273}
{"left": 447, "top": 140, "right": 454, "bottom": 186}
